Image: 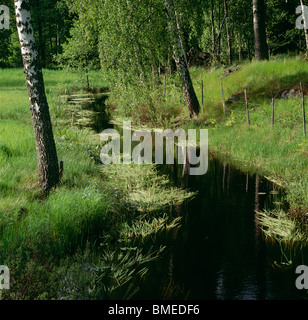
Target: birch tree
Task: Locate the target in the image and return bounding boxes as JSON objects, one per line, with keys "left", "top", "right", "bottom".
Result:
{"left": 15, "top": 0, "right": 59, "bottom": 192}
{"left": 165, "top": 0, "right": 200, "bottom": 118}
{"left": 299, "top": 0, "right": 308, "bottom": 49}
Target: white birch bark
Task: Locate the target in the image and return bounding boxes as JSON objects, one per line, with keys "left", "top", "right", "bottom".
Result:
{"left": 15, "top": 0, "right": 59, "bottom": 192}
{"left": 165, "top": 0, "right": 200, "bottom": 118}
{"left": 300, "top": 0, "right": 308, "bottom": 49}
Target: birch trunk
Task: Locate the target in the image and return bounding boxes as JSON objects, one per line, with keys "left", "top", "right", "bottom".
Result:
{"left": 300, "top": 0, "right": 308, "bottom": 49}
{"left": 165, "top": 0, "right": 200, "bottom": 118}
{"left": 15, "top": 0, "right": 59, "bottom": 192}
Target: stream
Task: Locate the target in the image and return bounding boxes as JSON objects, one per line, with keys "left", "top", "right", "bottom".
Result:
{"left": 136, "top": 158, "right": 308, "bottom": 300}
{"left": 79, "top": 93, "right": 308, "bottom": 300}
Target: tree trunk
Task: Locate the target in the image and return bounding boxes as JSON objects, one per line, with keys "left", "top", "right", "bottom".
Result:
{"left": 238, "top": 32, "right": 242, "bottom": 61}
{"left": 224, "top": 0, "right": 232, "bottom": 65}
{"left": 218, "top": 0, "right": 221, "bottom": 58}
{"left": 165, "top": 0, "right": 200, "bottom": 118}
{"left": 253, "top": 0, "right": 269, "bottom": 60}
{"left": 244, "top": 8, "right": 251, "bottom": 60}
{"left": 210, "top": 0, "right": 216, "bottom": 59}
{"left": 15, "top": 0, "right": 59, "bottom": 192}
{"left": 300, "top": 0, "right": 308, "bottom": 49}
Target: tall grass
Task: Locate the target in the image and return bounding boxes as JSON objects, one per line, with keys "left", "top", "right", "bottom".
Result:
{"left": 0, "top": 67, "right": 193, "bottom": 299}
{"left": 191, "top": 55, "right": 308, "bottom": 118}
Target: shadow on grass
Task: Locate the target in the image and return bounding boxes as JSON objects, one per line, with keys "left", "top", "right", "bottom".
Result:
{"left": 223, "top": 72, "right": 308, "bottom": 110}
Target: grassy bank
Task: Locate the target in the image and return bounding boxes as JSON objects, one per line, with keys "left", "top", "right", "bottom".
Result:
{"left": 0, "top": 68, "right": 193, "bottom": 299}
{"left": 1, "top": 55, "right": 307, "bottom": 298}
{"left": 109, "top": 56, "right": 308, "bottom": 211}
{"left": 106, "top": 54, "right": 308, "bottom": 244}
{"left": 187, "top": 56, "right": 308, "bottom": 244}
{"left": 192, "top": 56, "right": 308, "bottom": 212}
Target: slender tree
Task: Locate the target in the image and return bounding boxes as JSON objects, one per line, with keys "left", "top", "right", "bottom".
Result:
{"left": 165, "top": 0, "right": 200, "bottom": 118}
{"left": 224, "top": 0, "right": 232, "bottom": 65}
{"left": 253, "top": 0, "right": 269, "bottom": 60}
{"left": 15, "top": 0, "right": 59, "bottom": 192}
{"left": 210, "top": 0, "right": 216, "bottom": 59}
{"left": 218, "top": 0, "right": 222, "bottom": 59}
{"left": 300, "top": 0, "right": 308, "bottom": 49}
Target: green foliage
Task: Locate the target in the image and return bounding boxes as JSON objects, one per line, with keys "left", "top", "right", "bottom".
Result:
{"left": 258, "top": 210, "right": 308, "bottom": 245}
{"left": 57, "top": 21, "right": 100, "bottom": 76}
{"left": 0, "top": 68, "right": 195, "bottom": 299}
{"left": 2, "top": 0, "right": 306, "bottom": 70}
{"left": 107, "top": 77, "right": 183, "bottom": 127}
{"left": 90, "top": 246, "right": 165, "bottom": 300}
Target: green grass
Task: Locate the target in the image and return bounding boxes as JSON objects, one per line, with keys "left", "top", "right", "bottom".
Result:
{"left": 0, "top": 68, "right": 192, "bottom": 300}
{"left": 113, "top": 54, "right": 308, "bottom": 243}
{"left": 105, "top": 54, "right": 308, "bottom": 212}
{"left": 188, "top": 55, "right": 308, "bottom": 243}
{"left": 2, "top": 55, "right": 308, "bottom": 298}
{"left": 257, "top": 210, "right": 308, "bottom": 245}
{"left": 191, "top": 55, "right": 308, "bottom": 118}
{"left": 191, "top": 56, "right": 308, "bottom": 212}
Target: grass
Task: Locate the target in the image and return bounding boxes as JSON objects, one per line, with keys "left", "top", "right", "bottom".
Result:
{"left": 174, "top": 56, "right": 307, "bottom": 211}
{"left": 2, "top": 54, "right": 308, "bottom": 298}
{"left": 0, "top": 68, "right": 193, "bottom": 300}
{"left": 257, "top": 210, "right": 308, "bottom": 245}
{"left": 106, "top": 54, "right": 308, "bottom": 245}
{"left": 191, "top": 55, "right": 308, "bottom": 118}
{"left": 118, "top": 55, "right": 308, "bottom": 212}
{"left": 189, "top": 55, "right": 308, "bottom": 245}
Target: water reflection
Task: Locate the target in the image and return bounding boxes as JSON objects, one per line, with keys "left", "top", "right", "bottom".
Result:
{"left": 81, "top": 101, "right": 308, "bottom": 300}
{"left": 136, "top": 157, "right": 308, "bottom": 300}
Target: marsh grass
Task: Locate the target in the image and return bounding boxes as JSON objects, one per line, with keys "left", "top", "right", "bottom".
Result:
{"left": 185, "top": 56, "right": 308, "bottom": 248}
{"left": 101, "top": 163, "right": 195, "bottom": 213}
{"left": 179, "top": 56, "right": 308, "bottom": 213}
{"left": 0, "top": 68, "right": 193, "bottom": 300}
{"left": 257, "top": 210, "right": 307, "bottom": 244}
{"left": 2, "top": 55, "right": 308, "bottom": 298}
{"left": 121, "top": 55, "right": 307, "bottom": 248}
{"left": 120, "top": 215, "right": 182, "bottom": 242}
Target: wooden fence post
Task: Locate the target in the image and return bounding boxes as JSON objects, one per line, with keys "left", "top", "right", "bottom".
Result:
{"left": 271, "top": 97, "right": 275, "bottom": 128}
{"left": 174, "top": 80, "right": 176, "bottom": 101}
{"left": 300, "top": 82, "right": 306, "bottom": 137}
{"left": 220, "top": 77, "right": 226, "bottom": 118}
{"left": 164, "top": 74, "right": 166, "bottom": 100}
{"left": 201, "top": 79, "right": 204, "bottom": 112}
{"left": 244, "top": 88, "right": 250, "bottom": 125}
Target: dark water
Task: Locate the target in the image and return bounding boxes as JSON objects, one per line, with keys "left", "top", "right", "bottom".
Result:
{"left": 83, "top": 95, "right": 308, "bottom": 301}
{"left": 135, "top": 159, "right": 308, "bottom": 300}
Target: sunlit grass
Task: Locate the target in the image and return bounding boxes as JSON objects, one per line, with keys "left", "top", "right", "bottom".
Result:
{"left": 0, "top": 67, "right": 193, "bottom": 299}
{"left": 183, "top": 56, "right": 308, "bottom": 211}
{"left": 191, "top": 55, "right": 308, "bottom": 119}
{"left": 257, "top": 210, "right": 308, "bottom": 245}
